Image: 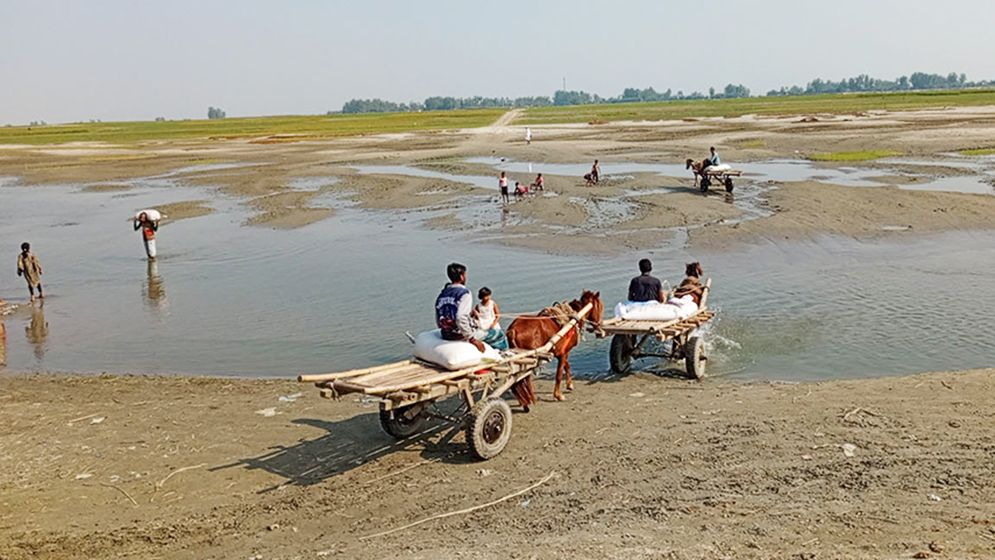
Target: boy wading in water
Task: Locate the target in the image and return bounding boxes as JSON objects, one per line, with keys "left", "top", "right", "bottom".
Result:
{"left": 16, "top": 242, "right": 43, "bottom": 302}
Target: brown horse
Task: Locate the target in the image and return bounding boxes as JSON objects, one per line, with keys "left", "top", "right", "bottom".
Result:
{"left": 685, "top": 158, "right": 710, "bottom": 187}
{"left": 506, "top": 290, "right": 604, "bottom": 403}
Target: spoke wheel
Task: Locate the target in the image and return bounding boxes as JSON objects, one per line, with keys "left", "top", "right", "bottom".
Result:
{"left": 610, "top": 334, "right": 636, "bottom": 374}
{"left": 379, "top": 403, "right": 427, "bottom": 439}
{"left": 685, "top": 336, "right": 707, "bottom": 380}
{"left": 467, "top": 398, "right": 513, "bottom": 460}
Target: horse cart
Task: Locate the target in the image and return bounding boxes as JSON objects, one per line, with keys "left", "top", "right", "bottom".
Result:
{"left": 299, "top": 303, "right": 594, "bottom": 460}
{"left": 698, "top": 167, "right": 742, "bottom": 194}
{"left": 598, "top": 280, "right": 714, "bottom": 378}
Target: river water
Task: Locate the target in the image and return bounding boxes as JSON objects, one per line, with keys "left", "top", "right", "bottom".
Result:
{"left": 2, "top": 170, "right": 994, "bottom": 382}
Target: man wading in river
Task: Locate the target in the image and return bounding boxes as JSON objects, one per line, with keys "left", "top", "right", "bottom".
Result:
{"left": 16, "top": 242, "right": 44, "bottom": 302}
{"left": 435, "top": 263, "right": 486, "bottom": 352}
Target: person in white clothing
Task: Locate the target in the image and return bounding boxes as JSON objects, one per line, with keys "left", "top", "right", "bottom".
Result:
{"left": 471, "top": 287, "right": 508, "bottom": 349}
{"left": 525, "top": 127, "right": 532, "bottom": 145}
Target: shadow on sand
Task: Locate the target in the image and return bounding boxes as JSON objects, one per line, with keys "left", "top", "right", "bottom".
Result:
{"left": 214, "top": 400, "right": 518, "bottom": 491}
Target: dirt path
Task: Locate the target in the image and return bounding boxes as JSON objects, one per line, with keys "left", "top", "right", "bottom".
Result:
{"left": 3, "top": 369, "right": 994, "bottom": 559}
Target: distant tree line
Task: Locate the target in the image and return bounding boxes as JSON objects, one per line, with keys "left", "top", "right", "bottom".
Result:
{"left": 337, "top": 71, "right": 994, "bottom": 114}
{"left": 207, "top": 106, "right": 226, "bottom": 119}
{"left": 339, "top": 83, "right": 751, "bottom": 114}
{"left": 766, "top": 72, "right": 994, "bottom": 96}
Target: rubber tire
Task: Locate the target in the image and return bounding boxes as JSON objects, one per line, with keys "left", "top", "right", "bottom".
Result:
{"left": 609, "top": 334, "right": 636, "bottom": 374}
{"left": 379, "top": 403, "right": 427, "bottom": 440}
{"left": 685, "top": 336, "right": 707, "bottom": 380}
{"left": 724, "top": 177, "right": 734, "bottom": 193}
{"left": 700, "top": 177, "right": 711, "bottom": 193}
{"left": 467, "top": 398, "right": 513, "bottom": 460}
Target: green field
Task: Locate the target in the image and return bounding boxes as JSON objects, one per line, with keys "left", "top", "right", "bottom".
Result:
{"left": 959, "top": 147, "right": 995, "bottom": 156}
{"left": 0, "top": 109, "right": 506, "bottom": 145}
{"left": 809, "top": 150, "right": 901, "bottom": 162}
{"left": 520, "top": 89, "right": 995, "bottom": 124}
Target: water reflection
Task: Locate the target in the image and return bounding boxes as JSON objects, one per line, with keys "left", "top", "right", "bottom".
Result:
{"left": 144, "top": 259, "right": 167, "bottom": 311}
{"left": 500, "top": 205, "right": 509, "bottom": 228}
{"left": 25, "top": 303, "right": 48, "bottom": 360}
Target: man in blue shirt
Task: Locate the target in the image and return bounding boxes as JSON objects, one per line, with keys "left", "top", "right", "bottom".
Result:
{"left": 435, "top": 262, "right": 485, "bottom": 351}
{"left": 707, "top": 146, "right": 720, "bottom": 166}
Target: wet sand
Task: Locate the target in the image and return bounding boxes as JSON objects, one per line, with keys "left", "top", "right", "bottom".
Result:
{"left": 2, "top": 106, "right": 995, "bottom": 250}
{"left": 1, "top": 370, "right": 993, "bottom": 559}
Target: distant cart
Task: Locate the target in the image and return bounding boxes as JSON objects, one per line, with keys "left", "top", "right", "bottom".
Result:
{"left": 687, "top": 161, "right": 741, "bottom": 193}
{"left": 698, "top": 168, "right": 741, "bottom": 193}
{"left": 597, "top": 279, "right": 714, "bottom": 378}
{"left": 299, "top": 303, "right": 593, "bottom": 460}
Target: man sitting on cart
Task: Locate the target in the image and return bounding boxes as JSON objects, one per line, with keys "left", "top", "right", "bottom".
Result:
{"left": 436, "top": 263, "right": 486, "bottom": 352}
{"left": 702, "top": 146, "right": 721, "bottom": 173}
{"left": 628, "top": 258, "right": 666, "bottom": 303}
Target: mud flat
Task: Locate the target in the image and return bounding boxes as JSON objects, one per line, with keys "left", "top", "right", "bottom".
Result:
{"left": 1, "top": 369, "right": 993, "bottom": 559}
{"left": 2, "top": 106, "right": 995, "bottom": 253}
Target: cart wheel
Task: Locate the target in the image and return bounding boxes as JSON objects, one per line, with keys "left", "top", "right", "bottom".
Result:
{"left": 609, "top": 334, "right": 636, "bottom": 374}
{"left": 685, "top": 336, "right": 707, "bottom": 380}
{"left": 700, "top": 177, "right": 711, "bottom": 193}
{"left": 379, "top": 403, "right": 427, "bottom": 439}
{"left": 467, "top": 398, "right": 513, "bottom": 460}
{"left": 724, "top": 177, "right": 734, "bottom": 193}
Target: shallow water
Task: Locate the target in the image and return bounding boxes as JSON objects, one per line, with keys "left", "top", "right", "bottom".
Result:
{"left": 467, "top": 156, "right": 995, "bottom": 194}
{"left": 2, "top": 178, "right": 994, "bottom": 382}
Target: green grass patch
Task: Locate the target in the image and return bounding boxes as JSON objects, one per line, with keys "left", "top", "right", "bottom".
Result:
{"left": 959, "top": 147, "right": 995, "bottom": 156}
{"left": 808, "top": 150, "right": 900, "bottom": 162}
{"left": 0, "top": 109, "right": 506, "bottom": 146}
{"left": 520, "top": 89, "right": 995, "bottom": 125}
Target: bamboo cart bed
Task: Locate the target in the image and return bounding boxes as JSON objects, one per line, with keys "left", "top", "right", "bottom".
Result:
{"left": 299, "top": 302, "right": 593, "bottom": 460}
{"left": 696, "top": 168, "right": 741, "bottom": 193}
{"left": 598, "top": 279, "right": 715, "bottom": 378}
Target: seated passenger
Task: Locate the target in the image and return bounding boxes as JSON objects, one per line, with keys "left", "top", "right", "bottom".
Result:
{"left": 628, "top": 258, "right": 666, "bottom": 303}
{"left": 671, "top": 262, "right": 705, "bottom": 305}
{"left": 435, "top": 262, "right": 485, "bottom": 352}
{"left": 706, "top": 146, "right": 720, "bottom": 167}
{"left": 471, "top": 287, "right": 508, "bottom": 350}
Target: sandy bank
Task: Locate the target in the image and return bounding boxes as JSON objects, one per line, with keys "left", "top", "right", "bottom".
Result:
{"left": 2, "top": 369, "right": 993, "bottom": 559}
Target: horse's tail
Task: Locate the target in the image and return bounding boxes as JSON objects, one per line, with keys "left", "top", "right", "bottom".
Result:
{"left": 511, "top": 376, "right": 537, "bottom": 409}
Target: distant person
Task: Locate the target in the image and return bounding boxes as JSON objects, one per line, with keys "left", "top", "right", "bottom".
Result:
{"left": 435, "top": 263, "right": 485, "bottom": 352}
{"left": 498, "top": 171, "right": 510, "bottom": 204}
{"left": 134, "top": 211, "right": 159, "bottom": 260}
{"left": 0, "top": 301, "right": 6, "bottom": 368}
{"left": 591, "top": 159, "right": 600, "bottom": 184}
{"left": 472, "top": 287, "right": 508, "bottom": 350}
{"left": 525, "top": 127, "right": 533, "bottom": 145}
{"left": 706, "top": 146, "right": 720, "bottom": 167}
{"left": 531, "top": 173, "right": 544, "bottom": 192}
{"left": 16, "top": 242, "right": 43, "bottom": 302}
{"left": 627, "top": 258, "right": 666, "bottom": 303}
{"left": 514, "top": 181, "right": 529, "bottom": 199}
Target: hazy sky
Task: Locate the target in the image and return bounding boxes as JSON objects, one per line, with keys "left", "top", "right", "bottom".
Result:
{"left": 2, "top": 0, "right": 995, "bottom": 124}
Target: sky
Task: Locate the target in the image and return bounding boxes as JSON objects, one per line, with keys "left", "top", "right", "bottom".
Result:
{"left": 2, "top": 0, "right": 995, "bottom": 124}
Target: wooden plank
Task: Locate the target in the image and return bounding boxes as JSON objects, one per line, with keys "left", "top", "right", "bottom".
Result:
{"left": 298, "top": 360, "right": 415, "bottom": 383}
{"left": 331, "top": 380, "right": 372, "bottom": 394}
{"left": 349, "top": 363, "right": 428, "bottom": 386}
{"left": 363, "top": 303, "right": 592, "bottom": 395}
{"left": 356, "top": 364, "right": 442, "bottom": 388}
